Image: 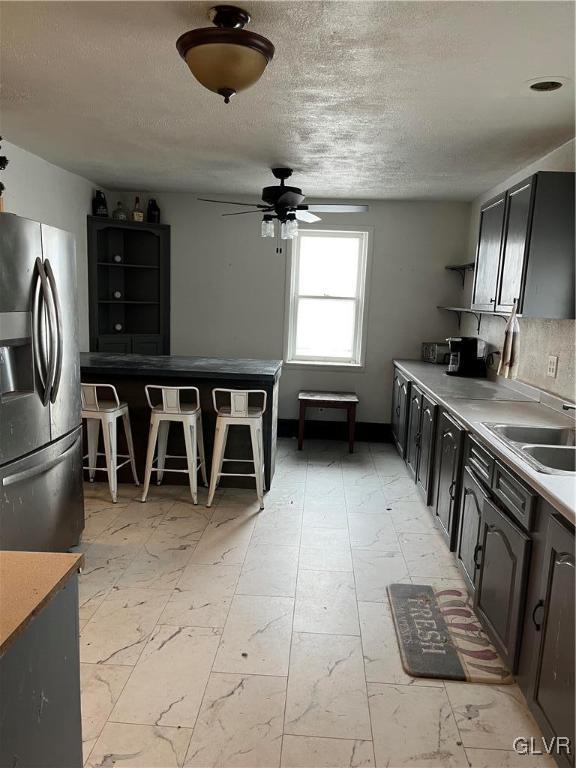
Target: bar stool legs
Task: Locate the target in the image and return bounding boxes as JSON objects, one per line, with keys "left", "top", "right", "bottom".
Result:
{"left": 206, "top": 388, "right": 268, "bottom": 510}
{"left": 141, "top": 384, "right": 207, "bottom": 506}
{"left": 82, "top": 375, "right": 140, "bottom": 509}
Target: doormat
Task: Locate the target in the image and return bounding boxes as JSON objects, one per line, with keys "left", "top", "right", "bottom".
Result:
{"left": 387, "top": 583, "right": 513, "bottom": 684}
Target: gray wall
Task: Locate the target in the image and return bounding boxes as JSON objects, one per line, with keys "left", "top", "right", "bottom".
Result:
{"left": 111, "top": 192, "right": 470, "bottom": 422}
{"left": 2, "top": 140, "right": 94, "bottom": 347}
{"left": 459, "top": 138, "right": 575, "bottom": 400}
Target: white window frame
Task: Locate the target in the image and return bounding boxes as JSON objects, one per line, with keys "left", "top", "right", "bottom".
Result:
{"left": 284, "top": 227, "right": 371, "bottom": 368}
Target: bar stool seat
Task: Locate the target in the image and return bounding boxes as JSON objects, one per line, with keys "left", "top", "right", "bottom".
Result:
{"left": 207, "top": 388, "right": 267, "bottom": 510}
{"left": 141, "top": 385, "right": 207, "bottom": 505}
{"left": 81, "top": 383, "right": 140, "bottom": 503}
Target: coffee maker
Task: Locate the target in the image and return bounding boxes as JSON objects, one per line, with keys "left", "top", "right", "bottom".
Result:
{"left": 446, "top": 337, "right": 487, "bottom": 377}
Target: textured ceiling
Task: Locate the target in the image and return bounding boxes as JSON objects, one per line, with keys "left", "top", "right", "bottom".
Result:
{"left": 1, "top": 1, "right": 574, "bottom": 200}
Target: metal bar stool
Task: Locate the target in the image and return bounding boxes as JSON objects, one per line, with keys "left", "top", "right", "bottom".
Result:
{"left": 81, "top": 383, "right": 139, "bottom": 503}
{"left": 141, "top": 385, "right": 208, "bottom": 505}
{"left": 207, "top": 388, "right": 267, "bottom": 510}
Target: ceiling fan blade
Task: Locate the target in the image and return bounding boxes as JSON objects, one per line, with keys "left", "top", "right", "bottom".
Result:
{"left": 296, "top": 210, "right": 321, "bottom": 223}
{"left": 307, "top": 204, "right": 369, "bottom": 213}
{"left": 198, "top": 198, "right": 265, "bottom": 207}
{"left": 222, "top": 209, "right": 271, "bottom": 216}
{"left": 277, "top": 190, "right": 305, "bottom": 207}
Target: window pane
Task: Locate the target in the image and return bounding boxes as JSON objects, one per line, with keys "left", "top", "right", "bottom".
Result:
{"left": 298, "top": 235, "right": 360, "bottom": 297}
{"left": 295, "top": 298, "right": 356, "bottom": 360}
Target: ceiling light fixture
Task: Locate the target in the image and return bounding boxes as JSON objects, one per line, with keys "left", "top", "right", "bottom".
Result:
{"left": 176, "top": 5, "right": 275, "bottom": 104}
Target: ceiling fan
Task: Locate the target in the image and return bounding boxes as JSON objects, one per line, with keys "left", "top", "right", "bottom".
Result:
{"left": 199, "top": 168, "right": 369, "bottom": 240}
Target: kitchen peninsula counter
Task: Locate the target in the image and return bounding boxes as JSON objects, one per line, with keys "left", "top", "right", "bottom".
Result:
{"left": 80, "top": 353, "right": 282, "bottom": 488}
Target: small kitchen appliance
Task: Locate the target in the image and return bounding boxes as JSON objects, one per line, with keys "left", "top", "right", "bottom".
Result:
{"left": 446, "top": 337, "right": 487, "bottom": 377}
{"left": 421, "top": 342, "right": 450, "bottom": 365}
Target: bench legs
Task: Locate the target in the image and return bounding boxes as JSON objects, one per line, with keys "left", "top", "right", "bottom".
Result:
{"left": 298, "top": 402, "right": 306, "bottom": 451}
{"left": 298, "top": 401, "right": 357, "bottom": 453}
{"left": 347, "top": 403, "right": 356, "bottom": 454}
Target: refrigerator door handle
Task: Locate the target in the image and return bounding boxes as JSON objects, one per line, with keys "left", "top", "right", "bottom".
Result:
{"left": 1, "top": 433, "right": 80, "bottom": 487}
{"left": 33, "top": 257, "right": 55, "bottom": 406}
{"left": 44, "top": 258, "right": 63, "bottom": 403}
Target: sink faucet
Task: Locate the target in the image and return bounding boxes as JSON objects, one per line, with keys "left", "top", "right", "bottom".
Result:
{"left": 563, "top": 403, "right": 576, "bottom": 411}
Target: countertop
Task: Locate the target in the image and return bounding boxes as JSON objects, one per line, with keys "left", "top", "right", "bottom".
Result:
{"left": 80, "top": 353, "right": 283, "bottom": 382}
{"left": 394, "top": 360, "right": 576, "bottom": 524}
{"left": 0, "top": 551, "right": 83, "bottom": 655}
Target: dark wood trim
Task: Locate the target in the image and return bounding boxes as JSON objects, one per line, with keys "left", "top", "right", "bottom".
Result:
{"left": 279, "top": 418, "right": 391, "bottom": 444}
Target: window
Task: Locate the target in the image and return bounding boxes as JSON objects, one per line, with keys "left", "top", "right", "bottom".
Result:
{"left": 285, "top": 229, "right": 370, "bottom": 365}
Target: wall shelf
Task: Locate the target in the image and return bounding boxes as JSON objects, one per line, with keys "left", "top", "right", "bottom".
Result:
{"left": 445, "top": 262, "right": 475, "bottom": 287}
{"left": 437, "top": 306, "right": 511, "bottom": 334}
{"left": 97, "top": 262, "right": 160, "bottom": 270}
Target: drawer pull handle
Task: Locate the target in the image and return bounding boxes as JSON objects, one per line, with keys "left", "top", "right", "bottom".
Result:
{"left": 473, "top": 543, "right": 483, "bottom": 568}
{"left": 448, "top": 480, "right": 456, "bottom": 501}
{"left": 532, "top": 599, "right": 545, "bottom": 631}
{"left": 395, "top": 406, "right": 400, "bottom": 417}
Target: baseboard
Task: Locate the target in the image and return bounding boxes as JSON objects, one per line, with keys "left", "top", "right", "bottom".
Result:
{"left": 278, "top": 418, "right": 393, "bottom": 443}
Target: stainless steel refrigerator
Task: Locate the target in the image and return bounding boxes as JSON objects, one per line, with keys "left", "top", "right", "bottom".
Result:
{"left": 0, "top": 213, "right": 84, "bottom": 551}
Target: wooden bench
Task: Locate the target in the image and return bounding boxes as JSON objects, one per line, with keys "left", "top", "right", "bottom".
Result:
{"left": 298, "top": 391, "right": 359, "bottom": 453}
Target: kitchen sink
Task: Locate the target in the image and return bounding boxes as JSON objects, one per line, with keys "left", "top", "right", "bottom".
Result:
{"left": 522, "top": 446, "right": 576, "bottom": 473}
{"left": 490, "top": 424, "right": 576, "bottom": 446}
{"left": 483, "top": 423, "right": 576, "bottom": 474}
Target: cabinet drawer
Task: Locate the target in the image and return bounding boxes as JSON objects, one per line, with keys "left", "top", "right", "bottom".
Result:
{"left": 466, "top": 436, "right": 494, "bottom": 487}
{"left": 492, "top": 461, "right": 536, "bottom": 531}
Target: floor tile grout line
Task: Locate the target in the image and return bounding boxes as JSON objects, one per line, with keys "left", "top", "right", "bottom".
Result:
{"left": 279, "top": 452, "right": 308, "bottom": 767}
{"left": 348, "top": 446, "right": 378, "bottom": 752}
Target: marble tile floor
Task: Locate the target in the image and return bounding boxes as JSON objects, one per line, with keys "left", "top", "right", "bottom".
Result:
{"left": 78, "top": 438, "right": 551, "bottom": 768}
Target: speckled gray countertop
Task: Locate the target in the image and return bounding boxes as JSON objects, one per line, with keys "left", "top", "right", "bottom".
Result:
{"left": 80, "top": 353, "right": 283, "bottom": 382}
{"left": 395, "top": 360, "right": 576, "bottom": 524}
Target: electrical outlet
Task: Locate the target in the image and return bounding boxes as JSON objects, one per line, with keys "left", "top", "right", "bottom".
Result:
{"left": 547, "top": 355, "right": 558, "bottom": 378}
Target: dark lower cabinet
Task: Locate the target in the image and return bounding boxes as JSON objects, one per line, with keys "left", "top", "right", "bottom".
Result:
{"left": 415, "top": 394, "right": 437, "bottom": 504}
{"left": 475, "top": 497, "right": 530, "bottom": 671}
{"left": 455, "top": 466, "right": 485, "bottom": 593}
{"left": 405, "top": 385, "right": 422, "bottom": 478}
{"left": 391, "top": 368, "right": 410, "bottom": 458}
{"left": 526, "top": 516, "right": 575, "bottom": 768}
{"left": 432, "top": 411, "right": 464, "bottom": 548}
{"left": 98, "top": 334, "right": 164, "bottom": 355}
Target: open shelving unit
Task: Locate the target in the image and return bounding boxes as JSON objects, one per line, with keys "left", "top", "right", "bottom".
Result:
{"left": 437, "top": 305, "right": 513, "bottom": 333}
{"left": 87, "top": 216, "right": 170, "bottom": 355}
{"left": 444, "top": 262, "right": 475, "bottom": 287}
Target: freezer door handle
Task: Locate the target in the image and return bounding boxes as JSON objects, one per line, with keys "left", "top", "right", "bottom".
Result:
{"left": 1, "top": 433, "right": 80, "bottom": 487}
{"left": 44, "top": 258, "right": 63, "bottom": 403}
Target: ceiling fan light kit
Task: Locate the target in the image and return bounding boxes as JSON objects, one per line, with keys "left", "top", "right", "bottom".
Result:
{"left": 176, "top": 5, "right": 275, "bottom": 103}
{"left": 199, "top": 168, "right": 369, "bottom": 243}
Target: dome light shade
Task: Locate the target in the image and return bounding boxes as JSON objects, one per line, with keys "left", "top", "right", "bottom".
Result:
{"left": 176, "top": 6, "right": 275, "bottom": 103}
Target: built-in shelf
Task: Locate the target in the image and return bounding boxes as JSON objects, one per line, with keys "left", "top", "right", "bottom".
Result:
{"left": 98, "top": 300, "right": 160, "bottom": 305}
{"left": 445, "top": 263, "right": 475, "bottom": 287}
{"left": 437, "top": 305, "right": 513, "bottom": 333}
{"left": 97, "top": 262, "right": 160, "bottom": 270}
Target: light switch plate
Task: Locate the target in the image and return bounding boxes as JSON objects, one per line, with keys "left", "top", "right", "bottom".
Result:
{"left": 547, "top": 355, "right": 558, "bottom": 378}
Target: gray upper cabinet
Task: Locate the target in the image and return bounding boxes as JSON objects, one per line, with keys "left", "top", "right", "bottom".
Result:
{"left": 496, "top": 178, "right": 533, "bottom": 312}
{"left": 472, "top": 171, "right": 575, "bottom": 319}
{"left": 472, "top": 195, "right": 506, "bottom": 311}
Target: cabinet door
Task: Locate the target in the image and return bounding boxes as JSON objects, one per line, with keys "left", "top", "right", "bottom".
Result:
{"left": 416, "top": 395, "right": 437, "bottom": 504}
{"left": 531, "top": 516, "right": 574, "bottom": 767}
{"left": 496, "top": 178, "right": 534, "bottom": 312}
{"left": 98, "top": 335, "right": 132, "bottom": 353}
{"left": 405, "top": 385, "right": 422, "bottom": 479}
{"left": 472, "top": 195, "right": 506, "bottom": 311}
{"left": 455, "top": 467, "right": 485, "bottom": 593}
{"left": 433, "top": 411, "right": 463, "bottom": 548}
{"left": 132, "top": 335, "right": 163, "bottom": 355}
{"left": 475, "top": 498, "right": 530, "bottom": 670}
{"left": 390, "top": 369, "right": 402, "bottom": 447}
{"left": 391, "top": 370, "right": 410, "bottom": 459}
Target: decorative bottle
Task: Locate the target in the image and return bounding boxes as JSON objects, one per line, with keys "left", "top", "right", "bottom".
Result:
{"left": 131, "top": 196, "right": 144, "bottom": 222}
{"left": 147, "top": 198, "right": 161, "bottom": 224}
{"left": 112, "top": 201, "right": 128, "bottom": 221}
{"left": 92, "top": 190, "right": 109, "bottom": 217}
